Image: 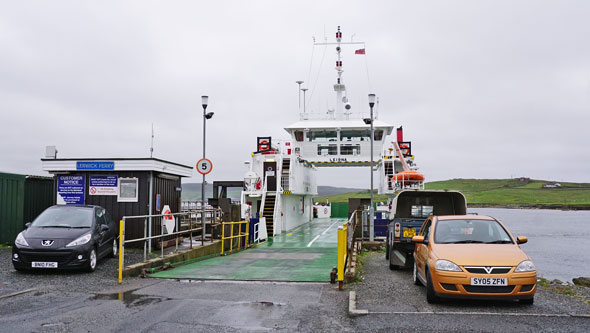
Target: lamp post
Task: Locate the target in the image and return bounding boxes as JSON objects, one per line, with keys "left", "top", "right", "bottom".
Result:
{"left": 301, "top": 88, "right": 308, "bottom": 114}
{"left": 296, "top": 81, "right": 304, "bottom": 110}
{"left": 201, "top": 95, "right": 213, "bottom": 245}
{"left": 368, "top": 93, "right": 376, "bottom": 242}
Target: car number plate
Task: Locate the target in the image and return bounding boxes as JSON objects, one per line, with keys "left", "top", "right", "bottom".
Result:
{"left": 32, "top": 262, "right": 58, "bottom": 268}
{"left": 403, "top": 228, "right": 416, "bottom": 238}
{"left": 470, "top": 277, "right": 507, "bottom": 286}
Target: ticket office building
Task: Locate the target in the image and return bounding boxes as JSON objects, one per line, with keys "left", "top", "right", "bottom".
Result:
{"left": 41, "top": 158, "right": 193, "bottom": 242}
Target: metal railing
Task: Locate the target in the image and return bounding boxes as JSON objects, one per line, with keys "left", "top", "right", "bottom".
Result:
{"left": 220, "top": 220, "right": 249, "bottom": 255}
{"left": 117, "top": 208, "right": 221, "bottom": 284}
{"left": 337, "top": 209, "right": 361, "bottom": 290}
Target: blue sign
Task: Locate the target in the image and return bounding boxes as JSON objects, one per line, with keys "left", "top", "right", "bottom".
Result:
{"left": 57, "top": 175, "right": 85, "bottom": 205}
{"left": 76, "top": 161, "right": 114, "bottom": 170}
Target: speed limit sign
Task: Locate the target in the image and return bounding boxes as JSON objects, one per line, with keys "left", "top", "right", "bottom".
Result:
{"left": 196, "top": 158, "right": 213, "bottom": 175}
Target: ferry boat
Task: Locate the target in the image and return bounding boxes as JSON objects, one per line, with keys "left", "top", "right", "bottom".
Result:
{"left": 241, "top": 27, "right": 424, "bottom": 240}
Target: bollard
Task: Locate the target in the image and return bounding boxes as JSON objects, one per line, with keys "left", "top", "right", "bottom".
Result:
{"left": 337, "top": 225, "right": 346, "bottom": 290}
{"left": 118, "top": 220, "right": 124, "bottom": 284}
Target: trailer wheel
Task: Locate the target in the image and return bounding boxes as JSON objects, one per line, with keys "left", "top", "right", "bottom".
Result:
{"left": 385, "top": 231, "right": 390, "bottom": 260}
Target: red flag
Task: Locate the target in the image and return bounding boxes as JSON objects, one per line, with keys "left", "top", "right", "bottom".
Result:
{"left": 355, "top": 48, "right": 365, "bottom": 55}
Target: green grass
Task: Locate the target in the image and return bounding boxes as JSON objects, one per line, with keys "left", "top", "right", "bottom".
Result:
{"left": 314, "top": 178, "right": 590, "bottom": 209}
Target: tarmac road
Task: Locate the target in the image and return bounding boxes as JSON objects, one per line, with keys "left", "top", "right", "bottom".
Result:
{"left": 1, "top": 248, "right": 589, "bottom": 332}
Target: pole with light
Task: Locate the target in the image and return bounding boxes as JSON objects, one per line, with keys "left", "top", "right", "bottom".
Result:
{"left": 201, "top": 95, "right": 214, "bottom": 245}
{"left": 296, "top": 81, "right": 304, "bottom": 110}
{"left": 301, "top": 88, "right": 308, "bottom": 114}
{"left": 368, "top": 93, "right": 376, "bottom": 242}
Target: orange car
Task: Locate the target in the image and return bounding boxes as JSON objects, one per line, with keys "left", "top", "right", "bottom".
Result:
{"left": 412, "top": 215, "right": 537, "bottom": 304}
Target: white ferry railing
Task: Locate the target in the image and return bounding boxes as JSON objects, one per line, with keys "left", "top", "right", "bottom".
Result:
{"left": 299, "top": 111, "right": 375, "bottom": 121}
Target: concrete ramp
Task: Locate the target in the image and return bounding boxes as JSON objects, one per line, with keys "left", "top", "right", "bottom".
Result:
{"left": 150, "top": 218, "right": 343, "bottom": 282}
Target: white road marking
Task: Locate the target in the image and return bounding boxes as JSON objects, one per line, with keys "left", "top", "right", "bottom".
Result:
{"left": 307, "top": 220, "right": 342, "bottom": 247}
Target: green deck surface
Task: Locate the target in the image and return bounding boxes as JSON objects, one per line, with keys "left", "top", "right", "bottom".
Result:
{"left": 150, "top": 218, "right": 344, "bottom": 282}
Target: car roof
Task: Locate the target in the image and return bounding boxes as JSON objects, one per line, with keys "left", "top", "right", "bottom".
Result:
{"left": 49, "top": 205, "right": 101, "bottom": 209}
{"left": 436, "top": 215, "right": 496, "bottom": 221}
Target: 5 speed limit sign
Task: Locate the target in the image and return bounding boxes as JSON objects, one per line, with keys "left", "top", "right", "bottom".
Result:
{"left": 196, "top": 158, "right": 213, "bottom": 175}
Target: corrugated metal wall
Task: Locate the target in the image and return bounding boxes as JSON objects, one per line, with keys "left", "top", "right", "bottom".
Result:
{"left": 83, "top": 171, "right": 150, "bottom": 242}
{"left": 0, "top": 173, "right": 25, "bottom": 244}
{"left": 0, "top": 172, "right": 54, "bottom": 244}
{"left": 23, "top": 176, "right": 55, "bottom": 223}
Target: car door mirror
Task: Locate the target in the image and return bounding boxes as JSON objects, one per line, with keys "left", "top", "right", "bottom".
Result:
{"left": 516, "top": 236, "right": 528, "bottom": 244}
{"left": 100, "top": 224, "right": 110, "bottom": 233}
{"left": 25, "top": 222, "right": 32, "bottom": 228}
{"left": 412, "top": 235, "right": 425, "bottom": 243}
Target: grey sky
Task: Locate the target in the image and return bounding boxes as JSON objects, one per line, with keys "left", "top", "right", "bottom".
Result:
{"left": 1, "top": 1, "right": 589, "bottom": 188}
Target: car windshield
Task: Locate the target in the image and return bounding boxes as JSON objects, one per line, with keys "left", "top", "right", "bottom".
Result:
{"left": 32, "top": 206, "right": 93, "bottom": 228}
{"left": 434, "top": 219, "right": 513, "bottom": 244}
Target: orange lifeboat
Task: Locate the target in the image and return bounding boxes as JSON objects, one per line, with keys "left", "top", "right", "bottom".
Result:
{"left": 391, "top": 170, "right": 425, "bottom": 184}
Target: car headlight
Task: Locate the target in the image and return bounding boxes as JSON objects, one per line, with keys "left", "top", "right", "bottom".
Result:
{"left": 15, "top": 232, "right": 29, "bottom": 247}
{"left": 435, "top": 259, "right": 462, "bottom": 272}
{"left": 66, "top": 233, "right": 92, "bottom": 247}
{"left": 515, "top": 260, "right": 536, "bottom": 272}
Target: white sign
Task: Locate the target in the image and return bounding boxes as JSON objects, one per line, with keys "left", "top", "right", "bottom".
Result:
{"left": 162, "top": 205, "right": 175, "bottom": 234}
{"left": 89, "top": 175, "right": 118, "bottom": 196}
{"left": 196, "top": 158, "right": 213, "bottom": 175}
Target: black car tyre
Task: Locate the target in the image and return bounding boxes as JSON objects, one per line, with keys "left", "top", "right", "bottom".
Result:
{"left": 519, "top": 297, "right": 534, "bottom": 305}
{"left": 413, "top": 261, "right": 421, "bottom": 286}
{"left": 426, "top": 269, "right": 440, "bottom": 304}
{"left": 389, "top": 249, "right": 400, "bottom": 270}
{"left": 13, "top": 265, "right": 25, "bottom": 272}
{"left": 86, "top": 248, "right": 97, "bottom": 272}
{"left": 109, "top": 238, "right": 118, "bottom": 258}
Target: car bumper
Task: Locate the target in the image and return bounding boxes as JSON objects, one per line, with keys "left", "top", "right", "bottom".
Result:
{"left": 430, "top": 269, "right": 537, "bottom": 300}
{"left": 12, "top": 243, "right": 93, "bottom": 270}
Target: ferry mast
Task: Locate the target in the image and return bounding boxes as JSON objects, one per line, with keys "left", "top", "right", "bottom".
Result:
{"left": 313, "top": 26, "right": 365, "bottom": 117}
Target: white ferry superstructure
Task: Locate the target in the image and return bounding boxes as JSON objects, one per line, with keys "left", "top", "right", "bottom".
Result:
{"left": 241, "top": 26, "right": 423, "bottom": 240}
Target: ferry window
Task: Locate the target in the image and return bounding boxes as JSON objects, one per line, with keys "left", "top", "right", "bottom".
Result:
{"left": 307, "top": 130, "right": 337, "bottom": 142}
{"left": 340, "top": 130, "right": 370, "bottom": 142}
{"left": 294, "top": 131, "right": 304, "bottom": 142}
{"left": 341, "top": 144, "right": 361, "bottom": 155}
{"left": 373, "top": 130, "right": 384, "bottom": 141}
{"left": 317, "top": 144, "right": 337, "bottom": 156}
{"left": 118, "top": 178, "right": 138, "bottom": 202}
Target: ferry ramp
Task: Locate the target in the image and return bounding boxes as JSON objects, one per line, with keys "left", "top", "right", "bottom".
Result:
{"left": 150, "top": 217, "right": 344, "bottom": 282}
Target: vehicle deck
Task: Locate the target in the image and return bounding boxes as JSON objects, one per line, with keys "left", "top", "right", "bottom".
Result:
{"left": 150, "top": 217, "right": 344, "bottom": 282}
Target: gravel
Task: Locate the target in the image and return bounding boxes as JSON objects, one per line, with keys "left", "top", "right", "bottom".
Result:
{"left": 349, "top": 250, "right": 590, "bottom": 332}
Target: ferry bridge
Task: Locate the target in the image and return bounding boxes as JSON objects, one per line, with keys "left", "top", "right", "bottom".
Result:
{"left": 150, "top": 218, "right": 343, "bottom": 282}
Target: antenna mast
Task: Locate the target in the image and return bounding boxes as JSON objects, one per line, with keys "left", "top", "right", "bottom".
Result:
{"left": 314, "top": 26, "right": 364, "bottom": 116}
{"left": 150, "top": 123, "right": 154, "bottom": 158}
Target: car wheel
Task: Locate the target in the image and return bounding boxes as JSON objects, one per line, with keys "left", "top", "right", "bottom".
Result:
{"left": 413, "top": 261, "right": 421, "bottom": 286}
{"left": 426, "top": 269, "right": 440, "bottom": 304}
{"left": 109, "top": 238, "right": 118, "bottom": 258}
{"left": 519, "top": 297, "right": 534, "bottom": 305}
{"left": 13, "top": 265, "right": 25, "bottom": 272}
{"left": 389, "top": 249, "right": 400, "bottom": 270}
{"left": 86, "top": 248, "right": 97, "bottom": 272}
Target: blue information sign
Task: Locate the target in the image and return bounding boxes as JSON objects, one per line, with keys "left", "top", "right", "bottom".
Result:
{"left": 76, "top": 161, "right": 114, "bottom": 170}
{"left": 57, "top": 175, "right": 85, "bottom": 205}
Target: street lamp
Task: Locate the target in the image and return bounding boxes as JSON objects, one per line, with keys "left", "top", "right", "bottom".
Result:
{"left": 368, "top": 93, "right": 376, "bottom": 242}
{"left": 201, "top": 95, "right": 213, "bottom": 245}
{"left": 301, "top": 88, "right": 308, "bottom": 114}
{"left": 296, "top": 81, "right": 304, "bottom": 110}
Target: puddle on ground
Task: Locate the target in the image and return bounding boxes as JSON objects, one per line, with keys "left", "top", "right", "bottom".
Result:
{"left": 92, "top": 290, "right": 170, "bottom": 308}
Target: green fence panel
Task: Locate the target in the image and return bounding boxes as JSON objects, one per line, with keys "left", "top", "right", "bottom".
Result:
{"left": 0, "top": 172, "right": 26, "bottom": 244}
{"left": 330, "top": 202, "right": 349, "bottom": 218}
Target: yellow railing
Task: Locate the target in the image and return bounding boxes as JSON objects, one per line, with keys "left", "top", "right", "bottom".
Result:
{"left": 221, "top": 220, "right": 249, "bottom": 255}
{"left": 337, "top": 222, "right": 348, "bottom": 290}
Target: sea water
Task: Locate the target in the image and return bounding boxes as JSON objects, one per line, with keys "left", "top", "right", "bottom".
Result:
{"left": 469, "top": 207, "right": 590, "bottom": 282}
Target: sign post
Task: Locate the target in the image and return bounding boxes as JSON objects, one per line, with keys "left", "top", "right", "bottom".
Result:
{"left": 197, "top": 158, "right": 213, "bottom": 246}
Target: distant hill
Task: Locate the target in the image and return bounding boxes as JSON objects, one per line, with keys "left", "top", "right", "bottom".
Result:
{"left": 313, "top": 178, "right": 590, "bottom": 210}
{"left": 181, "top": 183, "right": 362, "bottom": 201}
